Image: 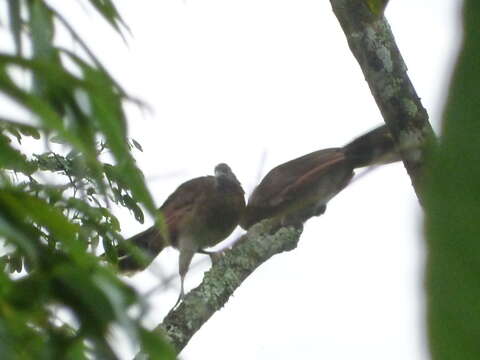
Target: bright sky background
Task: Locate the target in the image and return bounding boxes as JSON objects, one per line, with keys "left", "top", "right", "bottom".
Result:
{"left": 39, "top": 0, "right": 464, "bottom": 359}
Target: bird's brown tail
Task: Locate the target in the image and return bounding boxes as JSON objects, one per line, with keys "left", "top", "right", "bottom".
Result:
{"left": 343, "top": 124, "right": 400, "bottom": 168}
{"left": 117, "top": 226, "right": 166, "bottom": 272}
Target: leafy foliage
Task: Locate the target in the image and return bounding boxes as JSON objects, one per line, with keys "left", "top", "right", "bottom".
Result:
{"left": 0, "top": 0, "right": 173, "bottom": 358}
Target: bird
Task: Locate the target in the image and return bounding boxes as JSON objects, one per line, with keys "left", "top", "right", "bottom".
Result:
{"left": 118, "top": 163, "right": 245, "bottom": 304}
{"left": 239, "top": 125, "right": 398, "bottom": 229}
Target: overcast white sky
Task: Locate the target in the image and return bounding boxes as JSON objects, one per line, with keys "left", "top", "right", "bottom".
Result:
{"left": 44, "top": 0, "right": 464, "bottom": 358}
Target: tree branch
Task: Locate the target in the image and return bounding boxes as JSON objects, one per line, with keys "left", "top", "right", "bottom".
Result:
{"left": 136, "top": 220, "right": 302, "bottom": 357}
{"left": 330, "top": 0, "right": 435, "bottom": 204}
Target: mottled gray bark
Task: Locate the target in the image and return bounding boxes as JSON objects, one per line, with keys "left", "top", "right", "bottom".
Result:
{"left": 135, "top": 220, "right": 302, "bottom": 357}
{"left": 330, "top": 0, "right": 435, "bottom": 203}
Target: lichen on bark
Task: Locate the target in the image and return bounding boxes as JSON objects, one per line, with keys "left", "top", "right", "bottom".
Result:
{"left": 331, "top": 0, "right": 435, "bottom": 203}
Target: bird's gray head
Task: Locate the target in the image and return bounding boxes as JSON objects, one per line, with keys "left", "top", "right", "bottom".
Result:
{"left": 214, "top": 163, "right": 241, "bottom": 185}
{"left": 215, "top": 163, "right": 233, "bottom": 177}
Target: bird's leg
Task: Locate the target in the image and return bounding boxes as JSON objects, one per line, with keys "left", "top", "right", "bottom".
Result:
{"left": 198, "top": 249, "right": 224, "bottom": 265}
{"left": 279, "top": 213, "right": 305, "bottom": 231}
{"left": 173, "top": 248, "right": 195, "bottom": 309}
{"left": 173, "top": 280, "right": 185, "bottom": 310}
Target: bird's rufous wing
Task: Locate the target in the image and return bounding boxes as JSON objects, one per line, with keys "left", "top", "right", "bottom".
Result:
{"left": 249, "top": 148, "right": 344, "bottom": 207}
{"left": 277, "top": 150, "right": 348, "bottom": 204}
{"left": 160, "top": 176, "right": 214, "bottom": 244}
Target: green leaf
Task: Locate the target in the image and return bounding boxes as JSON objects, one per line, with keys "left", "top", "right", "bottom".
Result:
{"left": 0, "top": 212, "right": 39, "bottom": 267}
{"left": 7, "top": 253, "right": 23, "bottom": 273}
{"left": 49, "top": 135, "right": 68, "bottom": 144}
{"left": 132, "top": 138, "right": 143, "bottom": 152}
{"left": 49, "top": 16, "right": 131, "bottom": 99}
{"left": 102, "top": 236, "right": 118, "bottom": 263}
{"left": 62, "top": 48, "right": 156, "bottom": 216}
{"left": 123, "top": 194, "right": 145, "bottom": 223}
{"left": 1, "top": 122, "right": 22, "bottom": 143}
{"left": 138, "top": 328, "right": 176, "bottom": 360}
{"left": 51, "top": 263, "right": 115, "bottom": 335}
{"left": 18, "top": 125, "right": 41, "bottom": 139}
{"left": 7, "top": 0, "right": 23, "bottom": 55}
{"left": 99, "top": 208, "right": 121, "bottom": 232}
{"left": 93, "top": 271, "right": 137, "bottom": 336}
{"left": 425, "top": 1, "right": 480, "bottom": 358}
{"left": 0, "top": 189, "right": 83, "bottom": 259}
{"left": 87, "top": 0, "right": 130, "bottom": 39}
{"left": 29, "top": 0, "right": 63, "bottom": 103}
{"left": 0, "top": 117, "right": 42, "bottom": 141}
{"left": 0, "top": 63, "right": 85, "bottom": 153}
{"left": 29, "top": 1, "right": 55, "bottom": 61}
{"left": 0, "top": 133, "right": 36, "bottom": 174}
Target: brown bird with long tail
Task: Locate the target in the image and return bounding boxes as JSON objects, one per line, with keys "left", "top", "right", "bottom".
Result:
{"left": 239, "top": 125, "right": 398, "bottom": 229}
{"left": 118, "top": 163, "right": 245, "bottom": 304}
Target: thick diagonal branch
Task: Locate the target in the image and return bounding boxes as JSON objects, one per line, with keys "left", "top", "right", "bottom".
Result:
{"left": 330, "top": 0, "right": 435, "bottom": 203}
{"left": 136, "top": 221, "right": 302, "bottom": 356}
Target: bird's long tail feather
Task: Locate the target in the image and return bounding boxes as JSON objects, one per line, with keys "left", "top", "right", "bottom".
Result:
{"left": 118, "top": 226, "right": 166, "bottom": 272}
{"left": 343, "top": 124, "right": 400, "bottom": 168}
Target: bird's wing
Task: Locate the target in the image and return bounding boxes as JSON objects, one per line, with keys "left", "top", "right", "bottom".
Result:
{"left": 277, "top": 150, "right": 348, "bottom": 204}
{"left": 160, "top": 176, "right": 214, "bottom": 242}
{"left": 249, "top": 148, "right": 344, "bottom": 207}
{"left": 161, "top": 177, "right": 213, "bottom": 213}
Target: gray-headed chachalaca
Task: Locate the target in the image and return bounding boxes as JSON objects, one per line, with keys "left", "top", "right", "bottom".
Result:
{"left": 239, "top": 125, "right": 399, "bottom": 229}
{"left": 118, "top": 163, "right": 245, "bottom": 301}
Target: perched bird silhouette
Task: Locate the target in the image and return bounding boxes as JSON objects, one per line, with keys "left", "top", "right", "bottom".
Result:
{"left": 118, "top": 163, "right": 245, "bottom": 302}
{"left": 239, "top": 125, "right": 398, "bottom": 229}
